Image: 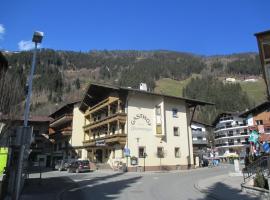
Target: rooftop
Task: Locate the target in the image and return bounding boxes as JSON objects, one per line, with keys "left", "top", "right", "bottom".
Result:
{"left": 239, "top": 101, "right": 270, "bottom": 117}
{"left": 80, "top": 82, "right": 214, "bottom": 112}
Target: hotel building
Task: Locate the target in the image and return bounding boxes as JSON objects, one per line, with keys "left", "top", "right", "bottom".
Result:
{"left": 213, "top": 112, "right": 249, "bottom": 158}
{"left": 49, "top": 101, "right": 87, "bottom": 164}
{"left": 79, "top": 83, "right": 212, "bottom": 171}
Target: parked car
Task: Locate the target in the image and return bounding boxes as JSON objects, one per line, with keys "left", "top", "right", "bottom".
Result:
{"left": 55, "top": 159, "right": 75, "bottom": 171}
{"left": 67, "top": 160, "right": 90, "bottom": 173}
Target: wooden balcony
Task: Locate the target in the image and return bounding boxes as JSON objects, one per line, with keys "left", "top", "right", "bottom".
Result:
{"left": 83, "top": 133, "right": 127, "bottom": 147}
{"left": 83, "top": 113, "right": 127, "bottom": 131}
{"left": 49, "top": 114, "right": 73, "bottom": 128}
{"left": 49, "top": 127, "right": 72, "bottom": 138}
{"left": 84, "top": 96, "right": 119, "bottom": 117}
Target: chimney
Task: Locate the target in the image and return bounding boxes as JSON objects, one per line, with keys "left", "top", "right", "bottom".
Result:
{"left": 139, "top": 83, "right": 147, "bottom": 91}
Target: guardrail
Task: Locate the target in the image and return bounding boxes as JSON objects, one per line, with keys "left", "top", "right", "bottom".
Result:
{"left": 242, "top": 156, "right": 270, "bottom": 183}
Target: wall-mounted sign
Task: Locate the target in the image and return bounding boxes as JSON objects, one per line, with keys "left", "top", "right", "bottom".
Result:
{"left": 124, "top": 148, "right": 130, "bottom": 157}
{"left": 131, "top": 114, "right": 151, "bottom": 126}
{"left": 95, "top": 140, "right": 105, "bottom": 146}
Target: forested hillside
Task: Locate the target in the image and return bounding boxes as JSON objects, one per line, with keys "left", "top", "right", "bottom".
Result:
{"left": 182, "top": 76, "right": 252, "bottom": 124}
{"left": 4, "top": 49, "right": 263, "bottom": 119}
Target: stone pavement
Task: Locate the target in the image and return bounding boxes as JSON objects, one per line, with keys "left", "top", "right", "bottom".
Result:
{"left": 195, "top": 173, "right": 261, "bottom": 200}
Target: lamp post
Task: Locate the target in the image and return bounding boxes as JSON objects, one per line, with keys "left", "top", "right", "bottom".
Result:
{"left": 14, "top": 31, "right": 43, "bottom": 200}
{"left": 255, "top": 30, "right": 270, "bottom": 100}
{"left": 23, "top": 31, "right": 44, "bottom": 126}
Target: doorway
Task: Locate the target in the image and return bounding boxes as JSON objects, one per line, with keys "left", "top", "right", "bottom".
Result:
{"left": 95, "top": 149, "right": 103, "bottom": 163}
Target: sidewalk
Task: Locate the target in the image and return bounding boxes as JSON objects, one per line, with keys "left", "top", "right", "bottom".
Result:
{"left": 195, "top": 173, "right": 260, "bottom": 200}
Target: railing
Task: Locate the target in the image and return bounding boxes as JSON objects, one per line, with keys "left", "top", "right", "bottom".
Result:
{"left": 215, "top": 143, "right": 227, "bottom": 147}
{"left": 192, "top": 140, "right": 207, "bottom": 144}
{"left": 214, "top": 124, "right": 247, "bottom": 131}
{"left": 215, "top": 135, "right": 226, "bottom": 139}
{"left": 242, "top": 156, "right": 270, "bottom": 183}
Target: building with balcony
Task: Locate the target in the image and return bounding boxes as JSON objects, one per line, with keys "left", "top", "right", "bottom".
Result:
{"left": 49, "top": 101, "right": 87, "bottom": 164}
{"left": 0, "top": 115, "right": 52, "bottom": 167}
{"left": 191, "top": 121, "right": 212, "bottom": 159}
{"left": 213, "top": 112, "right": 249, "bottom": 158}
{"left": 79, "top": 83, "right": 212, "bottom": 171}
{"left": 240, "top": 101, "right": 270, "bottom": 142}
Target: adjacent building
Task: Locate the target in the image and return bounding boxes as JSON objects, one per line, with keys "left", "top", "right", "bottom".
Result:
{"left": 49, "top": 101, "right": 87, "bottom": 165}
{"left": 213, "top": 112, "right": 249, "bottom": 158}
{"left": 79, "top": 83, "right": 212, "bottom": 171}
{"left": 0, "top": 115, "right": 52, "bottom": 167}
{"left": 239, "top": 101, "right": 270, "bottom": 142}
{"left": 191, "top": 121, "right": 212, "bottom": 164}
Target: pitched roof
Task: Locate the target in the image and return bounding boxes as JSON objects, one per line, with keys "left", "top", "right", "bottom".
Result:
{"left": 212, "top": 112, "right": 243, "bottom": 126}
{"left": 49, "top": 101, "right": 80, "bottom": 118}
{"left": 79, "top": 82, "right": 214, "bottom": 112}
{"left": 239, "top": 101, "right": 270, "bottom": 117}
{"left": 192, "top": 120, "right": 213, "bottom": 127}
{"left": 0, "top": 115, "right": 52, "bottom": 122}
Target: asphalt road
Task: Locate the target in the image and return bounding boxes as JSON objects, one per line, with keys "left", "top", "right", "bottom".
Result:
{"left": 55, "top": 165, "right": 233, "bottom": 200}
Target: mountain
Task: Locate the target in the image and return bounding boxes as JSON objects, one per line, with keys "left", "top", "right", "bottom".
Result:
{"left": 4, "top": 49, "right": 265, "bottom": 118}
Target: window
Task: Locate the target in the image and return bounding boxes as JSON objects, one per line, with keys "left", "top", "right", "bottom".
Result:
{"left": 112, "top": 149, "right": 115, "bottom": 159}
{"left": 156, "top": 124, "right": 162, "bottom": 135}
{"left": 105, "top": 149, "right": 108, "bottom": 158}
{"left": 172, "top": 108, "right": 178, "bottom": 118}
{"left": 237, "top": 139, "right": 241, "bottom": 144}
{"left": 157, "top": 147, "right": 164, "bottom": 158}
{"left": 173, "top": 127, "right": 180, "bottom": 136}
{"left": 122, "top": 148, "right": 124, "bottom": 158}
{"left": 77, "top": 150, "right": 82, "bottom": 158}
{"left": 256, "top": 120, "right": 263, "bottom": 125}
{"left": 175, "top": 147, "right": 180, "bottom": 158}
{"left": 156, "top": 106, "right": 161, "bottom": 116}
{"left": 138, "top": 147, "right": 146, "bottom": 158}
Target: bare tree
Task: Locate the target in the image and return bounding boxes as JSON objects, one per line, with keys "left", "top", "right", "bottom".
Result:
{"left": 0, "top": 68, "right": 24, "bottom": 143}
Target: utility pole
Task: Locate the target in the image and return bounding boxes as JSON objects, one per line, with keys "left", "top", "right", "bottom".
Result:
{"left": 13, "top": 31, "right": 44, "bottom": 200}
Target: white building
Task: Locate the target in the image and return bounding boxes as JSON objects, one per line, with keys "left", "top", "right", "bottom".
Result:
{"left": 79, "top": 83, "right": 212, "bottom": 171}
{"left": 213, "top": 112, "right": 249, "bottom": 158}
{"left": 49, "top": 102, "right": 87, "bottom": 164}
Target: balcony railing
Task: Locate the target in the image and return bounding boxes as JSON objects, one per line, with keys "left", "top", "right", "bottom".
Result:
{"left": 214, "top": 124, "right": 247, "bottom": 131}
{"left": 83, "top": 113, "right": 126, "bottom": 131}
{"left": 49, "top": 127, "right": 72, "bottom": 137}
{"left": 50, "top": 114, "right": 73, "bottom": 128}
{"left": 83, "top": 133, "right": 126, "bottom": 147}
{"left": 215, "top": 134, "right": 226, "bottom": 139}
{"left": 192, "top": 130, "right": 206, "bottom": 136}
{"left": 192, "top": 140, "right": 207, "bottom": 144}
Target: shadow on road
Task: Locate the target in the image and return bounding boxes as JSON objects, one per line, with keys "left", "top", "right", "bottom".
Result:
{"left": 193, "top": 182, "right": 260, "bottom": 200}
{"left": 21, "top": 172, "right": 142, "bottom": 200}
{"left": 62, "top": 175, "right": 142, "bottom": 200}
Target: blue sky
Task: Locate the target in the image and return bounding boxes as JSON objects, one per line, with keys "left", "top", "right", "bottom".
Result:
{"left": 0, "top": 0, "right": 269, "bottom": 55}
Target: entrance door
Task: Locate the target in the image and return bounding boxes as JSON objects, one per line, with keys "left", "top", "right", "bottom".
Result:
{"left": 96, "top": 149, "right": 103, "bottom": 163}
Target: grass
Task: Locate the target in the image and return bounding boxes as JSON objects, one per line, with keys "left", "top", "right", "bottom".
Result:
{"left": 239, "top": 79, "right": 267, "bottom": 105}
{"left": 154, "top": 74, "right": 200, "bottom": 97}
{"left": 155, "top": 75, "right": 267, "bottom": 106}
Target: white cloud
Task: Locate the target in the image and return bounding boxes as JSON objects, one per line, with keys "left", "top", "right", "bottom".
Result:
{"left": 18, "top": 40, "right": 41, "bottom": 51}
{"left": 18, "top": 40, "right": 34, "bottom": 51}
{"left": 0, "top": 24, "right": 5, "bottom": 39}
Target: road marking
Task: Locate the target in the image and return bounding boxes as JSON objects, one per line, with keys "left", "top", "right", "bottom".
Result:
{"left": 153, "top": 177, "right": 159, "bottom": 180}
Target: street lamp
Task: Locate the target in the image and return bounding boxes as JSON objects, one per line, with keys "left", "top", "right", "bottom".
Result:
{"left": 15, "top": 31, "right": 43, "bottom": 200}
{"left": 255, "top": 30, "right": 270, "bottom": 100}
{"left": 23, "top": 31, "right": 44, "bottom": 126}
